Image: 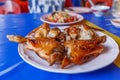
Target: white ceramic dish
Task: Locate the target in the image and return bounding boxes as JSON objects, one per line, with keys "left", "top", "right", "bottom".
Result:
{"left": 40, "top": 13, "right": 84, "bottom": 26}
{"left": 64, "top": 7, "right": 92, "bottom": 13}
{"left": 18, "top": 27, "right": 119, "bottom": 74}
{"left": 111, "top": 19, "right": 120, "bottom": 28}
{"left": 91, "top": 5, "right": 110, "bottom": 17}
{"left": 112, "top": 12, "right": 120, "bottom": 18}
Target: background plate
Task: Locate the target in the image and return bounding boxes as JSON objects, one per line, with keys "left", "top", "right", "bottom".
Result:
{"left": 64, "top": 7, "right": 92, "bottom": 14}
{"left": 40, "top": 13, "right": 84, "bottom": 26}
{"left": 111, "top": 19, "right": 120, "bottom": 28}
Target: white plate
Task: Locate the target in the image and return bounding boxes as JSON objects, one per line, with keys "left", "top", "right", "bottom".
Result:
{"left": 111, "top": 19, "right": 120, "bottom": 28}
{"left": 40, "top": 13, "right": 84, "bottom": 26}
{"left": 18, "top": 27, "right": 119, "bottom": 74}
{"left": 112, "top": 12, "right": 120, "bottom": 18}
{"left": 64, "top": 7, "right": 92, "bottom": 13}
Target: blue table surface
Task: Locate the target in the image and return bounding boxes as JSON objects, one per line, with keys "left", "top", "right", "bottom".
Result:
{"left": 0, "top": 13, "right": 120, "bottom": 80}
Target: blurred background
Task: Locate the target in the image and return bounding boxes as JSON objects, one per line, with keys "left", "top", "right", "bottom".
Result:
{"left": 0, "top": 0, "right": 116, "bottom": 14}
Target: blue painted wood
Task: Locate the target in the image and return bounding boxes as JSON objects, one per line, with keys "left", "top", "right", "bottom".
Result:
{"left": 0, "top": 13, "right": 120, "bottom": 80}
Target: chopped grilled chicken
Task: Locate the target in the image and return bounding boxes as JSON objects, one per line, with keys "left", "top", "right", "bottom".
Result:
{"left": 34, "top": 23, "right": 50, "bottom": 38}
{"left": 6, "top": 23, "right": 107, "bottom": 69}
{"left": 64, "top": 24, "right": 96, "bottom": 41}
{"left": 64, "top": 26, "right": 80, "bottom": 40}
{"left": 78, "top": 24, "right": 96, "bottom": 40}
{"left": 61, "top": 56, "right": 71, "bottom": 68}
{"left": 64, "top": 36, "right": 106, "bottom": 65}
{"left": 25, "top": 38, "right": 65, "bottom": 65}
{"left": 6, "top": 35, "right": 27, "bottom": 43}
{"left": 47, "top": 27, "right": 61, "bottom": 38}
{"left": 56, "top": 32, "right": 66, "bottom": 42}
{"left": 28, "top": 23, "right": 49, "bottom": 35}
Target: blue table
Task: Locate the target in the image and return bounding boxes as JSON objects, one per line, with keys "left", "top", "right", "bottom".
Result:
{"left": 0, "top": 13, "right": 120, "bottom": 80}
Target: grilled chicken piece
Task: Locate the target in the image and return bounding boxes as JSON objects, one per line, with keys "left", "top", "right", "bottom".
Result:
{"left": 34, "top": 23, "right": 50, "bottom": 38}
{"left": 63, "top": 36, "right": 106, "bottom": 67}
{"left": 29, "top": 23, "right": 61, "bottom": 39}
{"left": 56, "top": 32, "right": 66, "bottom": 42}
{"left": 47, "top": 27, "right": 61, "bottom": 38}
{"left": 6, "top": 34, "right": 65, "bottom": 66}
{"left": 28, "top": 23, "right": 49, "bottom": 36}
{"left": 74, "top": 36, "right": 106, "bottom": 50}
{"left": 64, "top": 24, "right": 96, "bottom": 41}
{"left": 25, "top": 38, "right": 65, "bottom": 65}
{"left": 61, "top": 56, "right": 71, "bottom": 69}
{"left": 78, "top": 24, "right": 96, "bottom": 40}
{"left": 6, "top": 35, "right": 27, "bottom": 43}
{"left": 64, "top": 40, "right": 104, "bottom": 64}
{"left": 64, "top": 26, "right": 80, "bottom": 40}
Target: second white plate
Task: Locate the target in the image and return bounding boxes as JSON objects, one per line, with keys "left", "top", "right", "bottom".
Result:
{"left": 40, "top": 13, "right": 84, "bottom": 26}
{"left": 111, "top": 19, "right": 120, "bottom": 28}
{"left": 64, "top": 7, "right": 92, "bottom": 13}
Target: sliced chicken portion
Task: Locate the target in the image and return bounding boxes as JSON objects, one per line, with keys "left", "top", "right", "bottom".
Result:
{"left": 64, "top": 24, "right": 96, "bottom": 41}
{"left": 6, "top": 35, "right": 27, "bottom": 43}
{"left": 25, "top": 38, "right": 65, "bottom": 65}
{"left": 63, "top": 36, "right": 106, "bottom": 66}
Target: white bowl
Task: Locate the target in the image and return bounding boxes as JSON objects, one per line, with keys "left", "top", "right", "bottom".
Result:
{"left": 91, "top": 5, "right": 110, "bottom": 17}
{"left": 111, "top": 19, "right": 120, "bottom": 28}
{"left": 112, "top": 12, "right": 120, "bottom": 18}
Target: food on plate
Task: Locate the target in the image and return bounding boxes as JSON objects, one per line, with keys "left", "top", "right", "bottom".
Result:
{"left": 7, "top": 23, "right": 106, "bottom": 69}
{"left": 63, "top": 36, "right": 105, "bottom": 67}
{"left": 46, "top": 11, "right": 78, "bottom": 23}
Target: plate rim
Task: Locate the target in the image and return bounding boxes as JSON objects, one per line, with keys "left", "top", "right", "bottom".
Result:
{"left": 65, "top": 7, "right": 92, "bottom": 13}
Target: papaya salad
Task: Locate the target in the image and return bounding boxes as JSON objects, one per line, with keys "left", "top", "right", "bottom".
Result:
{"left": 46, "top": 11, "right": 78, "bottom": 23}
